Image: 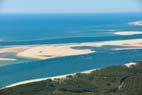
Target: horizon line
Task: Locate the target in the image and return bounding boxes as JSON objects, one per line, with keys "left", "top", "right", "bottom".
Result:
{"left": 0, "top": 11, "right": 142, "bottom": 14}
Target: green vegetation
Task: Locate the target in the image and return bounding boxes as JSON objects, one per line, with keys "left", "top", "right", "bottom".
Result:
{"left": 0, "top": 63, "right": 142, "bottom": 95}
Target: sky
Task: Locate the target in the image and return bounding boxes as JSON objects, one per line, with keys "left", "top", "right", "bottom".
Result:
{"left": 0, "top": 0, "right": 142, "bottom": 13}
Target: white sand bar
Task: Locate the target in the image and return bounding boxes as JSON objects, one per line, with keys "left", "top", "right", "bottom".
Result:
{"left": 114, "top": 31, "right": 142, "bottom": 36}
{"left": 80, "top": 39, "right": 142, "bottom": 47}
{"left": 0, "top": 39, "right": 142, "bottom": 60}
{"left": 17, "top": 45, "right": 94, "bottom": 59}
{"left": 0, "top": 44, "right": 94, "bottom": 60}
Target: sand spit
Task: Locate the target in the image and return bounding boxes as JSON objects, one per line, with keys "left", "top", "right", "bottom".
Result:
{"left": 114, "top": 31, "right": 142, "bottom": 36}
{"left": 0, "top": 39, "right": 142, "bottom": 60}
{"left": 0, "top": 44, "right": 94, "bottom": 60}
{"left": 80, "top": 39, "right": 142, "bottom": 47}
{"left": 17, "top": 45, "right": 94, "bottom": 59}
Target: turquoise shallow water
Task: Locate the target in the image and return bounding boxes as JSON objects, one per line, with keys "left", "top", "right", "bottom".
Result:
{"left": 0, "top": 13, "right": 142, "bottom": 87}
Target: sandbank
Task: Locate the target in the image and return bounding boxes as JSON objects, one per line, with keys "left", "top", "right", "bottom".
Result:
{"left": 0, "top": 39, "right": 142, "bottom": 60}
{"left": 113, "top": 31, "right": 142, "bottom": 35}
{"left": 17, "top": 45, "right": 94, "bottom": 59}
{"left": 0, "top": 58, "right": 16, "bottom": 61}
{"left": 80, "top": 39, "right": 142, "bottom": 47}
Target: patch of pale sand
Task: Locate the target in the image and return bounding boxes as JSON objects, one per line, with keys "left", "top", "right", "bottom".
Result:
{"left": 0, "top": 58, "right": 16, "bottom": 61}
{"left": 0, "top": 39, "right": 142, "bottom": 60}
{"left": 4, "top": 73, "right": 76, "bottom": 89}
{"left": 0, "top": 46, "right": 31, "bottom": 54}
{"left": 16, "top": 39, "right": 142, "bottom": 59}
{"left": 129, "top": 21, "right": 142, "bottom": 26}
{"left": 80, "top": 69, "right": 99, "bottom": 74}
{"left": 80, "top": 39, "right": 142, "bottom": 47}
{"left": 113, "top": 31, "right": 142, "bottom": 36}
{"left": 17, "top": 45, "right": 94, "bottom": 59}
{"left": 125, "top": 62, "right": 137, "bottom": 68}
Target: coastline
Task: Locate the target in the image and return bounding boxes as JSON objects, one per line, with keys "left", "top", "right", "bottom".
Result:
{"left": 1, "top": 62, "right": 137, "bottom": 89}
{"left": 2, "top": 68, "right": 98, "bottom": 89}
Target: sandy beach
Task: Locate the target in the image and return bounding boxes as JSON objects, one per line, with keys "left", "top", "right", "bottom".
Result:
{"left": 4, "top": 74, "right": 75, "bottom": 89}
{"left": 3, "top": 62, "right": 135, "bottom": 89}
{"left": 0, "top": 39, "right": 142, "bottom": 60}
{"left": 3, "top": 68, "right": 98, "bottom": 89}
{"left": 113, "top": 31, "right": 142, "bottom": 35}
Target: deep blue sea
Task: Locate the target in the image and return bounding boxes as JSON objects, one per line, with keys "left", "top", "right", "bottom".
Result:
{"left": 0, "top": 13, "right": 142, "bottom": 87}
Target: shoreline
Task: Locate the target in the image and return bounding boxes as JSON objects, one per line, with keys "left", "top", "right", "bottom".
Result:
{"left": 2, "top": 68, "right": 98, "bottom": 89}
{"left": 1, "top": 62, "right": 137, "bottom": 89}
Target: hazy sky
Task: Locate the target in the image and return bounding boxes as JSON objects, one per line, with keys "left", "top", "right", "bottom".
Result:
{"left": 0, "top": 0, "right": 141, "bottom": 13}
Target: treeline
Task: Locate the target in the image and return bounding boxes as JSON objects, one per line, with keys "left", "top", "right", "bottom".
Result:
{"left": 0, "top": 63, "right": 142, "bottom": 95}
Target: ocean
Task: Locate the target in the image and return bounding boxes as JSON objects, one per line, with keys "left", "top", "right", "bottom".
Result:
{"left": 0, "top": 13, "right": 142, "bottom": 87}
